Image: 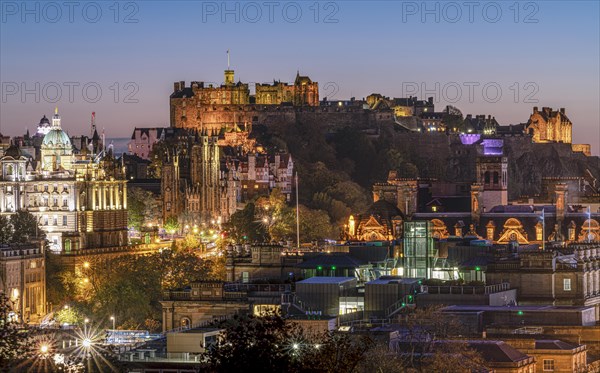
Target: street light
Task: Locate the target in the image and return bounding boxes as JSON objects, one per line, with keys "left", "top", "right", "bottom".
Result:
{"left": 110, "top": 316, "right": 115, "bottom": 330}
{"left": 40, "top": 344, "right": 49, "bottom": 355}
{"left": 84, "top": 318, "right": 89, "bottom": 334}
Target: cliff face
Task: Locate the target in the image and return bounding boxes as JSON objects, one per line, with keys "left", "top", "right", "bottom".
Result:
{"left": 504, "top": 138, "right": 600, "bottom": 199}
{"left": 384, "top": 128, "right": 599, "bottom": 200}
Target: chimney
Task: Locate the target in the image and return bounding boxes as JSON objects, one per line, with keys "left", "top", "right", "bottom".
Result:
{"left": 428, "top": 97, "right": 434, "bottom": 104}
{"left": 174, "top": 82, "right": 181, "bottom": 92}
{"left": 533, "top": 106, "right": 538, "bottom": 113}
{"left": 560, "top": 108, "right": 565, "bottom": 114}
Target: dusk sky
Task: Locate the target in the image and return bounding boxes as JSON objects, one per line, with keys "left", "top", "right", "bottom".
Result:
{"left": 1, "top": 1, "right": 598, "bottom": 154}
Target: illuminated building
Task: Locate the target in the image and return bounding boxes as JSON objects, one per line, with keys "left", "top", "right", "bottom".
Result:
{"left": 0, "top": 242, "right": 46, "bottom": 323}
{"left": 0, "top": 109, "right": 128, "bottom": 252}
{"left": 170, "top": 68, "right": 319, "bottom": 132}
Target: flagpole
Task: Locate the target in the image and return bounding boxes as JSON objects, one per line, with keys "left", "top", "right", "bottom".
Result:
{"left": 296, "top": 172, "right": 300, "bottom": 249}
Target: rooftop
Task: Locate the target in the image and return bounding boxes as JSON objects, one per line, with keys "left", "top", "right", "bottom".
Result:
{"left": 296, "top": 277, "right": 356, "bottom": 285}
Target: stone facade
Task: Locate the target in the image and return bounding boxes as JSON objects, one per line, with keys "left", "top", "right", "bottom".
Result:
{"left": 486, "top": 244, "right": 600, "bottom": 320}
{"left": 0, "top": 242, "right": 46, "bottom": 324}
{"left": 526, "top": 106, "right": 572, "bottom": 144}
{"left": 160, "top": 129, "right": 294, "bottom": 224}
{"left": 170, "top": 70, "right": 319, "bottom": 132}
{"left": 0, "top": 110, "right": 128, "bottom": 252}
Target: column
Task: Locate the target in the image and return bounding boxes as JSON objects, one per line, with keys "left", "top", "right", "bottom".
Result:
{"left": 109, "top": 184, "right": 114, "bottom": 210}
{"left": 123, "top": 183, "right": 127, "bottom": 209}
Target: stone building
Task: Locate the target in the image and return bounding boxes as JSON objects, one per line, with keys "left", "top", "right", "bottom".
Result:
{"left": 170, "top": 69, "right": 318, "bottom": 132}
{"left": 255, "top": 73, "right": 319, "bottom": 106}
{"left": 127, "top": 127, "right": 175, "bottom": 160}
{"left": 0, "top": 109, "right": 128, "bottom": 252}
{"left": 503, "top": 339, "right": 589, "bottom": 373}
{"left": 0, "top": 242, "right": 46, "bottom": 324}
{"left": 486, "top": 243, "right": 600, "bottom": 320}
{"left": 160, "top": 128, "right": 294, "bottom": 224}
{"left": 348, "top": 138, "right": 600, "bottom": 246}
{"left": 526, "top": 106, "right": 572, "bottom": 144}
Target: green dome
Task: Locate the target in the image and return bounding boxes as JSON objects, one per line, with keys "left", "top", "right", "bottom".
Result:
{"left": 42, "top": 128, "right": 71, "bottom": 147}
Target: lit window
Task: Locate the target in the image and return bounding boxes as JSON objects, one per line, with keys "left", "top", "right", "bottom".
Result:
{"left": 543, "top": 359, "right": 554, "bottom": 371}
{"left": 563, "top": 278, "right": 571, "bottom": 291}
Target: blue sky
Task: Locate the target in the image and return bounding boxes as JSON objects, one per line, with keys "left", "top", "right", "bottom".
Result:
{"left": 1, "top": 1, "right": 598, "bottom": 153}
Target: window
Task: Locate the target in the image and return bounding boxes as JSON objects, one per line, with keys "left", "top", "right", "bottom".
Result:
{"left": 63, "top": 216, "right": 68, "bottom": 226}
{"left": 563, "top": 278, "right": 571, "bottom": 291}
{"left": 543, "top": 359, "right": 555, "bottom": 371}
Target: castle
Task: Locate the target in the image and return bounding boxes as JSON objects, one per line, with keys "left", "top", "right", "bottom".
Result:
{"left": 170, "top": 68, "right": 319, "bottom": 132}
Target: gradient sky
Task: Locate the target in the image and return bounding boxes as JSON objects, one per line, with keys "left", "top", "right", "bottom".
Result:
{"left": 1, "top": 1, "right": 598, "bottom": 154}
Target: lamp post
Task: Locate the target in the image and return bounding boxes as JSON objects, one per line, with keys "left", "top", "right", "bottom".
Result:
{"left": 84, "top": 318, "right": 89, "bottom": 335}
{"left": 110, "top": 316, "right": 115, "bottom": 330}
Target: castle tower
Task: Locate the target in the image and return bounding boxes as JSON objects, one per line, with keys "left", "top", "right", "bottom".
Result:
{"left": 476, "top": 139, "right": 508, "bottom": 211}
{"left": 224, "top": 69, "right": 235, "bottom": 86}
{"left": 224, "top": 50, "right": 234, "bottom": 86}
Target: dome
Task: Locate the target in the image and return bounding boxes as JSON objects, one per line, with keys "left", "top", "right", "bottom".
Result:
{"left": 42, "top": 128, "right": 72, "bottom": 147}
{"left": 39, "top": 115, "right": 50, "bottom": 125}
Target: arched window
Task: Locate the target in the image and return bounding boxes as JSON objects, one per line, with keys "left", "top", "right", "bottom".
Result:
{"left": 180, "top": 317, "right": 191, "bottom": 328}
{"left": 64, "top": 239, "right": 71, "bottom": 253}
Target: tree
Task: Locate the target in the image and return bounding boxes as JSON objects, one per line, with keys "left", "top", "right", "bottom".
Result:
{"left": 298, "top": 206, "right": 334, "bottom": 242}
{"left": 299, "top": 331, "right": 374, "bottom": 373}
{"left": 127, "top": 187, "right": 160, "bottom": 231}
{"left": 9, "top": 211, "right": 42, "bottom": 243}
{"left": 203, "top": 313, "right": 306, "bottom": 373}
{"left": 164, "top": 216, "right": 180, "bottom": 235}
{"left": 0, "top": 292, "right": 32, "bottom": 370}
{"left": 46, "top": 249, "right": 217, "bottom": 330}
{"left": 395, "top": 306, "right": 484, "bottom": 371}
{"left": 204, "top": 313, "right": 375, "bottom": 373}
{"left": 0, "top": 215, "right": 13, "bottom": 244}
{"left": 54, "top": 306, "right": 84, "bottom": 326}
{"left": 224, "top": 203, "right": 268, "bottom": 242}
